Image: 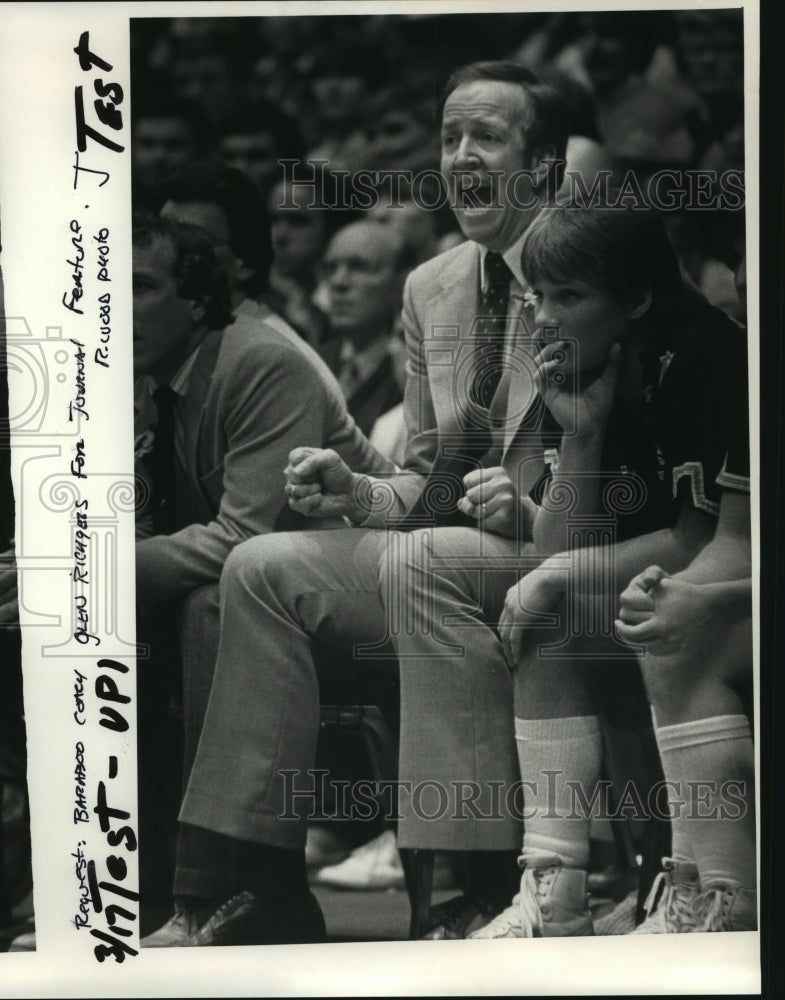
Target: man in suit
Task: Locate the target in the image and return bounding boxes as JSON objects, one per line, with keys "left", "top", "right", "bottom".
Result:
{"left": 325, "top": 219, "right": 413, "bottom": 437}
{"left": 144, "top": 62, "right": 569, "bottom": 947}
{"left": 141, "top": 163, "right": 391, "bottom": 770}
{"left": 132, "top": 212, "right": 391, "bottom": 897}
{"left": 135, "top": 186, "right": 387, "bottom": 609}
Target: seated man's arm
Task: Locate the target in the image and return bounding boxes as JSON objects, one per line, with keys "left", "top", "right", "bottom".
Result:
{"left": 135, "top": 344, "right": 338, "bottom": 607}
{"left": 286, "top": 274, "right": 439, "bottom": 525}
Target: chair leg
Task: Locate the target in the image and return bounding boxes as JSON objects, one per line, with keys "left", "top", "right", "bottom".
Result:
{"left": 400, "top": 848, "right": 435, "bottom": 939}
{"left": 636, "top": 815, "right": 671, "bottom": 923}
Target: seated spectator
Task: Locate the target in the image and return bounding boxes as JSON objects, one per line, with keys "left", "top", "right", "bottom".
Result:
{"left": 367, "top": 191, "right": 441, "bottom": 268}
{"left": 266, "top": 172, "right": 340, "bottom": 354}
{"left": 674, "top": 9, "right": 744, "bottom": 127}
{"left": 131, "top": 94, "right": 210, "bottom": 210}
{"left": 321, "top": 219, "right": 415, "bottom": 437}
{"left": 477, "top": 202, "right": 750, "bottom": 938}
{"left": 362, "top": 81, "right": 440, "bottom": 174}
{"left": 219, "top": 97, "right": 305, "bottom": 200}
{"left": 578, "top": 11, "right": 701, "bottom": 177}
{"left": 168, "top": 18, "right": 258, "bottom": 128}
{"left": 303, "top": 52, "right": 371, "bottom": 175}
{"left": 131, "top": 214, "right": 391, "bottom": 898}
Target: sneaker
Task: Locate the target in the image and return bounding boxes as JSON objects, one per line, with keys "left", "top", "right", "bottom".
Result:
{"left": 594, "top": 889, "right": 639, "bottom": 936}
{"left": 630, "top": 857, "right": 699, "bottom": 934}
{"left": 186, "top": 889, "right": 326, "bottom": 946}
{"left": 469, "top": 855, "right": 594, "bottom": 939}
{"left": 312, "top": 830, "right": 405, "bottom": 890}
{"left": 421, "top": 894, "right": 501, "bottom": 939}
{"left": 143, "top": 890, "right": 326, "bottom": 948}
{"left": 141, "top": 900, "right": 214, "bottom": 947}
{"left": 691, "top": 883, "right": 757, "bottom": 932}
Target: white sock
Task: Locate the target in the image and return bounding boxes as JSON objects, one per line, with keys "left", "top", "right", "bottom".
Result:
{"left": 515, "top": 715, "right": 602, "bottom": 869}
{"left": 650, "top": 707, "right": 692, "bottom": 864}
{"left": 655, "top": 714, "right": 755, "bottom": 890}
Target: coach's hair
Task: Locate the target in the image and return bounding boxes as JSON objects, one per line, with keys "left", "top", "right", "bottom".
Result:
{"left": 157, "top": 160, "right": 272, "bottom": 295}
{"left": 132, "top": 213, "right": 233, "bottom": 331}
{"left": 441, "top": 61, "right": 570, "bottom": 188}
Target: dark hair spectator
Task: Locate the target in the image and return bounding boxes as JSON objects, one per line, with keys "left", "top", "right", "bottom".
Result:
{"left": 363, "top": 80, "right": 439, "bottom": 172}
{"left": 131, "top": 91, "right": 213, "bottom": 206}
{"left": 157, "top": 161, "right": 272, "bottom": 296}
{"left": 220, "top": 97, "right": 306, "bottom": 196}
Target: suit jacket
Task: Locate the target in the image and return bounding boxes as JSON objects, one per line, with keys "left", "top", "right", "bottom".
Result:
{"left": 362, "top": 239, "right": 544, "bottom": 529}
{"left": 135, "top": 304, "right": 392, "bottom": 607}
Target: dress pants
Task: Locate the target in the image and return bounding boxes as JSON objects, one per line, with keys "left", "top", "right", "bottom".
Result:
{"left": 179, "top": 525, "right": 539, "bottom": 856}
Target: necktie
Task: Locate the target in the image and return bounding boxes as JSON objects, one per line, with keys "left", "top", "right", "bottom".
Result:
{"left": 151, "top": 385, "right": 177, "bottom": 534}
{"left": 471, "top": 250, "right": 513, "bottom": 411}
{"left": 339, "top": 356, "right": 362, "bottom": 401}
{"left": 392, "top": 252, "right": 513, "bottom": 531}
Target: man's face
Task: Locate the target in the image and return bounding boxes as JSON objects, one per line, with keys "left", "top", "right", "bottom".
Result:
{"left": 159, "top": 200, "right": 246, "bottom": 299}
{"left": 678, "top": 23, "right": 742, "bottom": 99}
{"left": 366, "top": 110, "right": 431, "bottom": 169}
{"left": 269, "top": 183, "right": 328, "bottom": 278}
{"left": 221, "top": 131, "right": 280, "bottom": 194}
{"left": 582, "top": 31, "right": 634, "bottom": 93}
{"left": 132, "top": 117, "right": 195, "bottom": 191}
{"left": 321, "top": 224, "right": 403, "bottom": 340}
{"left": 367, "top": 201, "right": 436, "bottom": 262}
{"left": 132, "top": 235, "right": 199, "bottom": 381}
{"left": 441, "top": 80, "right": 538, "bottom": 252}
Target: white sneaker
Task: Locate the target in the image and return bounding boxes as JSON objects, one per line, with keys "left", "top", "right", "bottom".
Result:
{"left": 312, "top": 830, "right": 404, "bottom": 890}
{"left": 469, "top": 855, "right": 593, "bottom": 939}
{"left": 630, "top": 857, "right": 699, "bottom": 934}
{"left": 691, "top": 883, "right": 757, "bottom": 932}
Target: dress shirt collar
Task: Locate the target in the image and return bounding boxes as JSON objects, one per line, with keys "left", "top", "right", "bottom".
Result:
{"left": 339, "top": 337, "right": 390, "bottom": 385}
{"left": 478, "top": 228, "right": 529, "bottom": 292}
{"left": 168, "top": 346, "right": 200, "bottom": 398}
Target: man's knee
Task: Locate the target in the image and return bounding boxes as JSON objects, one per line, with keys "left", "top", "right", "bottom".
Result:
{"left": 223, "top": 532, "right": 305, "bottom": 598}
{"left": 378, "top": 530, "right": 422, "bottom": 600}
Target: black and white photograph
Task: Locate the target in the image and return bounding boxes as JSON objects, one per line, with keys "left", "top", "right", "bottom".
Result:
{"left": 0, "top": 1, "right": 776, "bottom": 996}
{"left": 0, "top": 219, "right": 36, "bottom": 953}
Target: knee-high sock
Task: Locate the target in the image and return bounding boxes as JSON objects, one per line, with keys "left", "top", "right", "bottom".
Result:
{"left": 655, "top": 714, "right": 755, "bottom": 889}
{"left": 515, "top": 715, "right": 602, "bottom": 869}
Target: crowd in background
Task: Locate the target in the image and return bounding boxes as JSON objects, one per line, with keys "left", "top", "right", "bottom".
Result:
{"left": 131, "top": 8, "right": 746, "bottom": 343}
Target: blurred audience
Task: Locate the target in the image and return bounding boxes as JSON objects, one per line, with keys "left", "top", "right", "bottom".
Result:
{"left": 321, "top": 219, "right": 415, "bottom": 438}
{"left": 220, "top": 97, "right": 305, "bottom": 199}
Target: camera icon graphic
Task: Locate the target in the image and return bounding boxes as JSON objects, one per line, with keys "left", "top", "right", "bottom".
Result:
{"left": 2, "top": 317, "right": 84, "bottom": 441}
